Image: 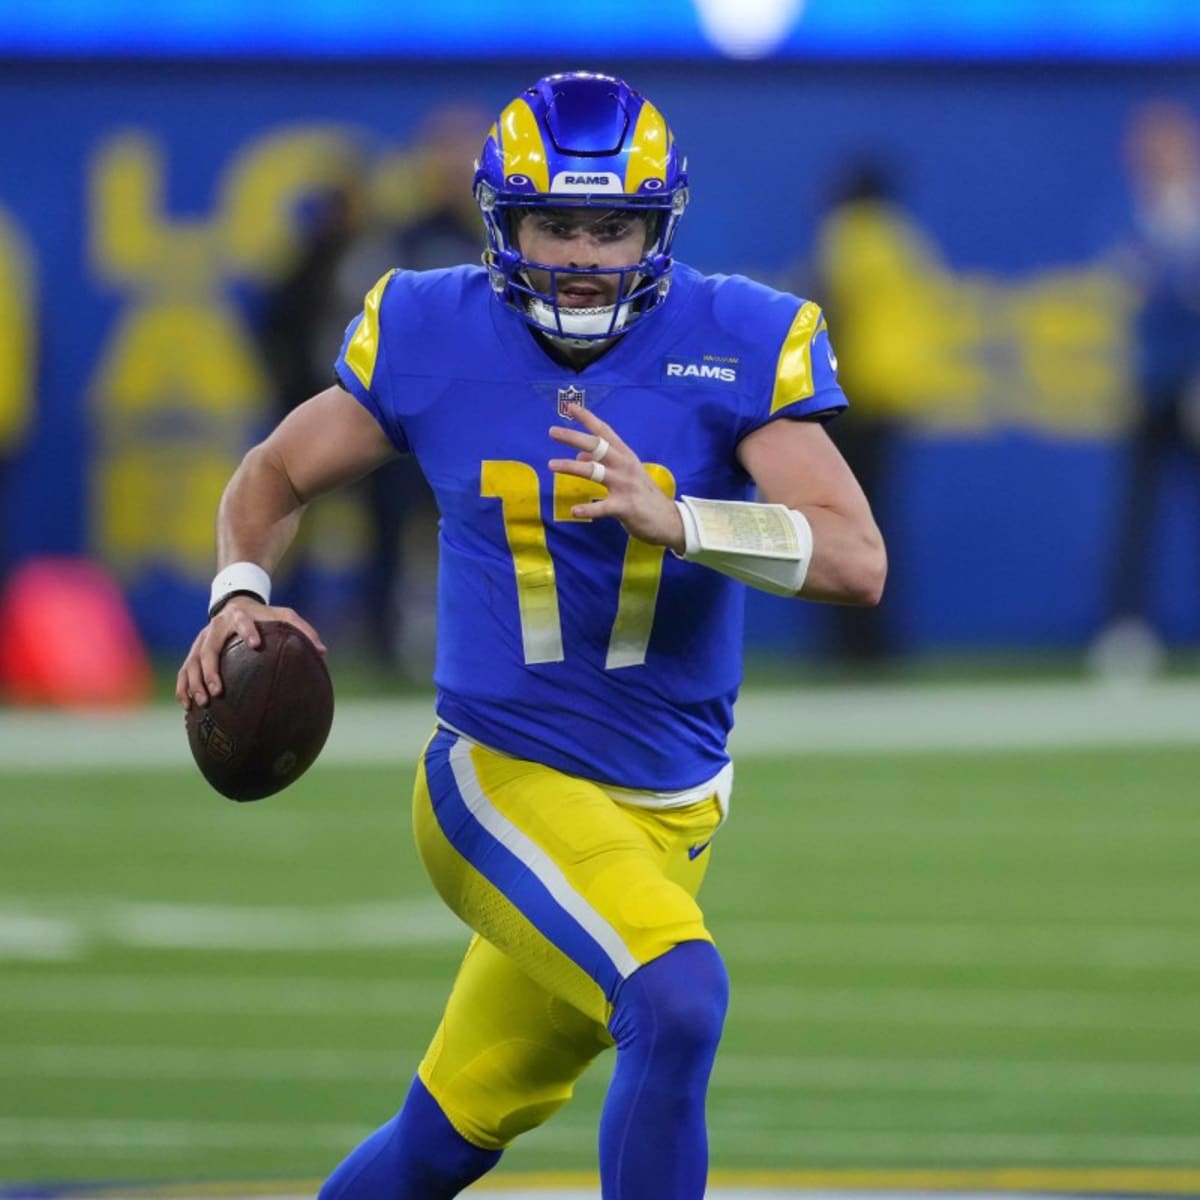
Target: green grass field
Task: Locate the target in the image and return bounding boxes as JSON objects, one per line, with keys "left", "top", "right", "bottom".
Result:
{"left": 2, "top": 698, "right": 1199, "bottom": 1188}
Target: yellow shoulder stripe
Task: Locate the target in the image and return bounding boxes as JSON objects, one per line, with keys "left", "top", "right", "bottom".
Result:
{"left": 344, "top": 269, "right": 395, "bottom": 391}
{"left": 770, "top": 300, "right": 823, "bottom": 415}
{"left": 498, "top": 98, "right": 550, "bottom": 192}
{"left": 624, "top": 101, "right": 670, "bottom": 194}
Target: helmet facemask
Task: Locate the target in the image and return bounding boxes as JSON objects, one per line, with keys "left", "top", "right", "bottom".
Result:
{"left": 480, "top": 199, "right": 679, "bottom": 345}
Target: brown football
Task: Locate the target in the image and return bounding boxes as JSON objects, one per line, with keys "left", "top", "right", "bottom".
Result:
{"left": 185, "top": 620, "right": 334, "bottom": 802}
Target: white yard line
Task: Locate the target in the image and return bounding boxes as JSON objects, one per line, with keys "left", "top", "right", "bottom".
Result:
{"left": 0, "top": 899, "right": 465, "bottom": 961}
{"left": 714, "top": 919, "right": 1200, "bottom": 970}
{"left": 4, "top": 898, "right": 1199, "bottom": 969}
{"left": 1, "top": 679, "right": 1199, "bottom": 772}
{"left": 732, "top": 982, "right": 1197, "bottom": 1030}
{"left": 6, "top": 1045, "right": 1199, "bottom": 1095}
{"left": 697, "top": 1128, "right": 1200, "bottom": 1162}
{"left": 0, "top": 971, "right": 446, "bottom": 1014}
{"left": 0, "top": 1118, "right": 366, "bottom": 1153}
{"left": 3, "top": 1118, "right": 1199, "bottom": 1162}
{"left": 1, "top": 971, "right": 1193, "bottom": 1030}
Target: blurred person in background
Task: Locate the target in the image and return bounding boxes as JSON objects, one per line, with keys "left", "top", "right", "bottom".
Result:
{"left": 387, "top": 104, "right": 489, "bottom": 272}
{"left": 1092, "top": 101, "right": 1200, "bottom": 677}
{"left": 258, "top": 108, "right": 485, "bottom": 674}
{"left": 179, "top": 72, "right": 884, "bottom": 1199}
{"left": 358, "top": 105, "right": 489, "bottom": 675}
{"left": 256, "top": 173, "right": 382, "bottom": 646}
{"left": 813, "top": 159, "right": 941, "bottom": 663}
{"left": 0, "top": 208, "right": 35, "bottom": 583}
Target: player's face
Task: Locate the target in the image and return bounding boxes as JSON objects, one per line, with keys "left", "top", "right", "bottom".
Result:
{"left": 515, "top": 208, "right": 651, "bottom": 308}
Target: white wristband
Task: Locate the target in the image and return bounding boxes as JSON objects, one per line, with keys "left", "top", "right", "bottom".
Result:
{"left": 674, "top": 496, "right": 813, "bottom": 597}
{"left": 208, "top": 561, "right": 272, "bottom": 617}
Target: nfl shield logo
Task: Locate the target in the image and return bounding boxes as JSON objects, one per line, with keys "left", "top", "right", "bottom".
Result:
{"left": 557, "top": 385, "right": 586, "bottom": 419}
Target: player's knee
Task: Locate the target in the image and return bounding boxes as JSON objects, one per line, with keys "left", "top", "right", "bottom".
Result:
{"left": 611, "top": 939, "right": 729, "bottom": 1058}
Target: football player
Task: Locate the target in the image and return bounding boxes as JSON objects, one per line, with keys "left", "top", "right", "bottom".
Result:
{"left": 178, "top": 72, "right": 885, "bottom": 1200}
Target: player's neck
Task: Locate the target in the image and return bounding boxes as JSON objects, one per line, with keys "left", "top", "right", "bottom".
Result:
{"left": 530, "top": 328, "right": 618, "bottom": 372}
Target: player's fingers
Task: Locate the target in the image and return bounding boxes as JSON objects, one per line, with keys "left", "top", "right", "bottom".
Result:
{"left": 548, "top": 457, "right": 611, "bottom": 482}
{"left": 565, "top": 402, "right": 625, "bottom": 448}
{"left": 227, "top": 609, "right": 262, "bottom": 650}
{"left": 200, "top": 645, "right": 224, "bottom": 697}
{"left": 189, "top": 626, "right": 217, "bottom": 704}
{"left": 574, "top": 444, "right": 619, "bottom": 464}
{"left": 278, "top": 608, "right": 327, "bottom": 655}
{"left": 548, "top": 424, "right": 595, "bottom": 453}
{"left": 176, "top": 661, "right": 193, "bottom": 709}
{"left": 570, "top": 497, "right": 613, "bottom": 520}
{"left": 184, "top": 640, "right": 214, "bottom": 708}
{"left": 177, "top": 630, "right": 205, "bottom": 707}
{"left": 195, "top": 626, "right": 232, "bottom": 704}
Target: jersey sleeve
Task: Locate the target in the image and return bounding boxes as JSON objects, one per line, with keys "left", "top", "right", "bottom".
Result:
{"left": 739, "top": 299, "right": 848, "bottom": 439}
{"left": 333, "top": 268, "right": 412, "bottom": 453}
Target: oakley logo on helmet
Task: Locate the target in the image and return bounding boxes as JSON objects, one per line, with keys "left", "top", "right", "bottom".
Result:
{"left": 551, "top": 171, "right": 624, "bottom": 193}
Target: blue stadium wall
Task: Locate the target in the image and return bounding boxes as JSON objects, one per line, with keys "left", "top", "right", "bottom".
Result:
{"left": 2, "top": 59, "right": 1199, "bottom": 655}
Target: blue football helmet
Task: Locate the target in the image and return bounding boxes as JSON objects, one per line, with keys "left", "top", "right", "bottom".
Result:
{"left": 474, "top": 71, "right": 689, "bottom": 342}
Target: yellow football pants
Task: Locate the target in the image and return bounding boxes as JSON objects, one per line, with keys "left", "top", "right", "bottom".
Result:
{"left": 411, "top": 727, "right": 724, "bottom": 1150}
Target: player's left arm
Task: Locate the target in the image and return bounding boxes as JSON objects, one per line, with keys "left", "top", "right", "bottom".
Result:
{"left": 737, "top": 418, "right": 886, "bottom": 606}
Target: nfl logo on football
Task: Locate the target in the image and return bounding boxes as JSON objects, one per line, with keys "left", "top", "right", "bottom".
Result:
{"left": 557, "top": 385, "right": 586, "bottom": 420}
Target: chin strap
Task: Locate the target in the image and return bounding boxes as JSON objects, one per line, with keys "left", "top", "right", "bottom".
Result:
{"left": 526, "top": 296, "right": 635, "bottom": 346}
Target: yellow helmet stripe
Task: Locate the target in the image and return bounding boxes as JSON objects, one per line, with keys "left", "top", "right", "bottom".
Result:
{"left": 770, "top": 301, "right": 823, "bottom": 415}
{"left": 498, "top": 99, "right": 550, "bottom": 192}
{"left": 624, "top": 100, "right": 670, "bottom": 194}
{"left": 344, "top": 269, "right": 395, "bottom": 390}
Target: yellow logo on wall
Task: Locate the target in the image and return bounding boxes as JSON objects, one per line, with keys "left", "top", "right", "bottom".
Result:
{"left": 814, "top": 199, "right": 1137, "bottom": 437}
{"left": 87, "top": 126, "right": 366, "bottom": 581}
{"left": 0, "top": 209, "right": 35, "bottom": 456}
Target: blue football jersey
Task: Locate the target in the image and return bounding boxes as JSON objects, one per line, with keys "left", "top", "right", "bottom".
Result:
{"left": 334, "top": 264, "right": 846, "bottom": 790}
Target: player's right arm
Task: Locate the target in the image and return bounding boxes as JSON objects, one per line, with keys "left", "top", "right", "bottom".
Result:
{"left": 176, "top": 384, "right": 399, "bottom": 710}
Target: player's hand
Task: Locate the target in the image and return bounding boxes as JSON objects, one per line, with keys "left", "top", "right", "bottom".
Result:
{"left": 175, "top": 598, "right": 326, "bottom": 712}
{"left": 548, "top": 403, "right": 686, "bottom": 552}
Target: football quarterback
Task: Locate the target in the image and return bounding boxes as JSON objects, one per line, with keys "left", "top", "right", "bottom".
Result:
{"left": 179, "top": 70, "right": 885, "bottom": 1200}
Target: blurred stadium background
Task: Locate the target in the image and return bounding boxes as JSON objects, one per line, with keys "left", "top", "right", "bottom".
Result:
{"left": 1, "top": 0, "right": 1200, "bottom": 1196}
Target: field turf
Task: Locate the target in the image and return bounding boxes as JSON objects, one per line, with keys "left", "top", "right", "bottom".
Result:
{"left": 2, "top": 711, "right": 1199, "bottom": 1186}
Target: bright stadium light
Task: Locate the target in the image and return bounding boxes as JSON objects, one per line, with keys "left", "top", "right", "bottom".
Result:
{"left": 692, "top": 0, "right": 806, "bottom": 58}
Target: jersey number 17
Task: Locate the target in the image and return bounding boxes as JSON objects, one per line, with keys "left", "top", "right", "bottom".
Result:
{"left": 482, "top": 459, "right": 676, "bottom": 670}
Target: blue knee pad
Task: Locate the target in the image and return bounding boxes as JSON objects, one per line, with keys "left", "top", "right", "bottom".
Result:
{"left": 601, "top": 940, "right": 729, "bottom": 1199}
{"left": 609, "top": 938, "right": 728, "bottom": 1061}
